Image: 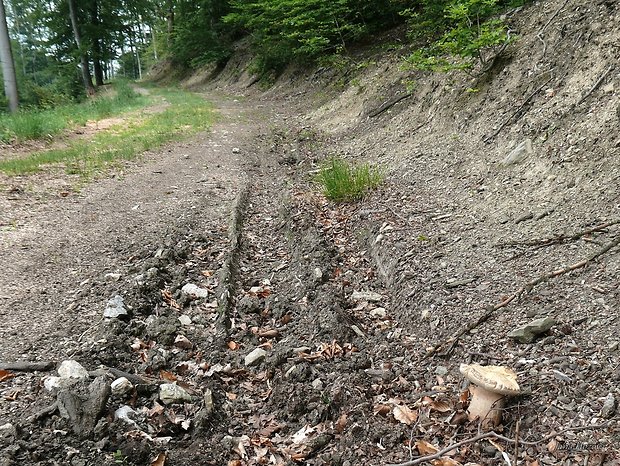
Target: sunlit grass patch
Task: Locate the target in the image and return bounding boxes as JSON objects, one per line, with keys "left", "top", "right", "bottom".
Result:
{"left": 317, "top": 157, "right": 384, "bottom": 202}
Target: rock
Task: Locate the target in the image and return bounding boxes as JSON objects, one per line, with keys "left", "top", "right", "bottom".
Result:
{"left": 600, "top": 393, "right": 616, "bottom": 418}
{"left": 110, "top": 377, "right": 133, "bottom": 396}
{"left": 159, "top": 383, "right": 192, "bottom": 405}
{"left": 181, "top": 283, "right": 209, "bottom": 299}
{"left": 508, "top": 317, "right": 556, "bottom": 343}
{"left": 312, "top": 378, "right": 324, "bottom": 390}
{"left": 370, "top": 307, "right": 387, "bottom": 319}
{"left": 56, "top": 376, "right": 111, "bottom": 438}
{"left": 178, "top": 314, "right": 192, "bottom": 326}
{"left": 501, "top": 139, "right": 533, "bottom": 166}
{"left": 435, "top": 366, "right": 449, "bottom": 376}
{"left": 103, "top": 295, "right": 128, "bottom": 319}
{"left": 351, "top": 290, "right": 384, "bottom": 302}
{"left": 232, "top": 147, "right": 240, "bottom": 153}
{"left": 0, "top": 423, "right": 16, "bottom": 442}
{"left": 174, "top": 334, "right": 193, "bottom": 350}
{"left": 104, "top": 273, "right": 121, "bottom": 281}
{"left": 58, "top": 360, "right": 90, "bottom": 380}
{"left": 203, "top": 389, "right": 214, "bottom": 414}
{"left": 44, "top": 376, "right": 66, "bottom": 392}
{"left": 114, "top": 405, "right": 139, "bottom": 428}
{"left": 245, "top": 348, "right": 267, "bottom": 367}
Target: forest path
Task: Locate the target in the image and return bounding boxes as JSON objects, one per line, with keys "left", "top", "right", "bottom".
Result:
{"left": 0, "top": 92, "right": 261, "bottom": 362}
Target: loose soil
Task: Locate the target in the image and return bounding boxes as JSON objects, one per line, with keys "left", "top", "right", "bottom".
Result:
{"left": 2, "top": 0, "right": 620, "bottom": 465}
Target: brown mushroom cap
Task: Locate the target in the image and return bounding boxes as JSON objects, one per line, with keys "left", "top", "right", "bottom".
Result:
{"left": 459, "top": 363, "right": 521, "bottom": 395}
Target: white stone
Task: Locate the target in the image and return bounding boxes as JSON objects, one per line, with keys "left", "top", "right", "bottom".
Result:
{"left": 43, "top": 376, "right": 65, "bottom": 392}
{"left": 181, "top": 283, "right": 209, "bottom": 299}
{"left": 244, "top": 348, "right": 267, "bottom": 367}
{"left": 312, "top": 378, "right": 324, "bottom": 390}
{"left": 58, "top": 360, "right": 89, "bottom": 380}
{"left": 369, "top": 307, "right": 387, "bottom": 319}
{"left": 501, "top": 139, "right": 533, "bottom": 166}
{"left": 159, "top": 383, "right": 192, "bottom": 405}
{"left": 104, "top": 295, "right": 128, "bottom": 319}
{"left": 178, "top": 314, "right": 192, "bottom": 326}
{"left": 114, "top": 405, "right": 139, "bottom": 427}
{"left": 351, "top": 290, "right": 383, "bottom": 302}
{"left": 111, "top": 377, "right": 134, "bottom": 396}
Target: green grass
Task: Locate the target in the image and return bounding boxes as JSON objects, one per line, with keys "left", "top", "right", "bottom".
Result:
{"left": 317, "top": 157, "right": 384, "bottom": 202}
{"left": 0, "top": 87, "right": 215, "bottom": 177}
{"left": 0, "top": 80, "right": 145, "bottom": 144}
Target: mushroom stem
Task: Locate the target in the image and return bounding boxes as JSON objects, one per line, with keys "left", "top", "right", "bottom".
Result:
{"left": 467, "top": 385, "right": 505, "bottom": 427}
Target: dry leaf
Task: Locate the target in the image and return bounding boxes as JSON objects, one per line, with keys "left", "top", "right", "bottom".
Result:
{"left": 227, "top": 460, "right": 242, "bottom": 466}
{"left": 150, "top": 452, "right": 167, "bottom": 466}
{"left": 159, "top": 370, "right": 177, "bottom": 382}
{"left": 228, "top": 341, "right": 240, "bottom": 351}
{"left": 527, "top": 461, "right": 540, "bottom": 466}
{"left": 335, "top": 414, "right": 347, "bottom": 433}
{"left": 430, "top": 400, "right": 452, "bottom": 413}
{"left": 226, "top": 392, "right": 238, "bottom": 400}
{"left": 0, "top": 370, "right": 15, "bottom": 382}
{"left": 258, "top": 329, "right": 279, "bottom": 338}
{"left": 547, "top": 438, "right": 558, "bottom": 453}
{"left": 416, "top": 440, "right": 439, "bottom": 455}
{"left": 201, "top": 270, "right": 214, "bottom": 277}
{"left": 393, "top": 404, "right": 418, "bottom": 425}
{"left": 374, "top": 404, "right": 391, "bottom": 416}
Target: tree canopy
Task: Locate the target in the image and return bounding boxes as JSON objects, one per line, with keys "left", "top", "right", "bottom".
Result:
{"left": 0, "top": 0, "right": 526, "bottom": 111}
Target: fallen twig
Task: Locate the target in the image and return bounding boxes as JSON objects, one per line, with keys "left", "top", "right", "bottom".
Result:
{"left": 497, "top": 219, "right": 620, "bottom": 249}
{"left": 368, "top": 93, "right": 413, "bottom": 118}
{"left": 386, "top": 424, "right": 611, "bottom": 466}
{"left": 539, "top": 0, "right": 570, "bottom": 34}
{"left": 0, "top": 361, "right": 55, "bottom": 372}
{"left": 483, "top": 76, "right": 553, "bottom": 143}
{"left": 576, "top": 65, "right": 614, "bottom": 106}
{"left": 425, "top": 233, "right": 620, "bottom": 358}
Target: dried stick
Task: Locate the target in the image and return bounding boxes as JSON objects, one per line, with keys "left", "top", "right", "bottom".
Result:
{"left": 539, "top": 0, "right": 570, "bottom": 34}
{"left": 424, "top": 233, "right": 620, "bottom": 358}
{"left": 368, "top": 93, "right": 413, "bottom": 118}
{"left": 0, "top": 361, "right": 55, "bottom": 372}
{"left": 576, "top": 65, "right": 614, "bottom": 105}
{"left": 483, "top": 76, "right": 553, "bottom": 143}
{"left": 386, "top": 424, "right": 611, "bottom": 466}
{"left": 497, "top": 219, "right": 620, "bottom": 248}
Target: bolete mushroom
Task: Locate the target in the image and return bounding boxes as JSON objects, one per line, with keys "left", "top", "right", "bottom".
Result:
{"left": 459, "top": 363, "right": 520, "bottom": 428}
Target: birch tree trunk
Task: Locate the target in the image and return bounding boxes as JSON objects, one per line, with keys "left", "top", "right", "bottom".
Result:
{"left": 67, "top": 0, "right": 95, "bottom": 95}
{"left": 0, "top": 0, "right": 18, "bottom": 112}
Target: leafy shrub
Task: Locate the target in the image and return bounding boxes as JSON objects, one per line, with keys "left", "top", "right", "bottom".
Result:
{"left": 317, "top": 157, "right": 384, "bottom": 202}
{"left": 403, "top": 0, "right": 520, "bottom": 72}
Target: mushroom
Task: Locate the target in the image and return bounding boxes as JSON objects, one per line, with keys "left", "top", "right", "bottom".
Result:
{"left": 459, "top": 363, "right": 520, "bottom": 428}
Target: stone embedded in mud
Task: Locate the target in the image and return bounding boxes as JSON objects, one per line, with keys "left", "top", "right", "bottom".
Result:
{"left": 245, "top": 348, "right": 267, "bottom": 367}
{"left": 103, "top": 295, "right": 129, "bottom": 319}
{"left": 56, "top": 376, "right": 111, "bottom": 438}
{"left": 351, "top": 290, "right": 384, "bottom": 302}
{"left": 501, "top": 139, "right": 533, "bottom": 166}
{"left": 110, "top": 377, "right": 133, "bottom": 396}
{"left": 508, "top": 317, "right": 557, "bottom": 343}
{"left": 181, "top": 283, "right": 210, "bottom": 299}
{"left": 58, "top": 360, "right": 90, "bottom": 380}
{"left": 159, "top": 383, "right": 192, "bottom": 405}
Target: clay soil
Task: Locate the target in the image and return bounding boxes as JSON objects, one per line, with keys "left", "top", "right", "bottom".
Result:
{"left": 2, "top": 0, "right": 620, "bottom": 465}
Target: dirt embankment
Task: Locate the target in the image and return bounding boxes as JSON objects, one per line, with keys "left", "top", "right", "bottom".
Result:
{"left": 1, "top": 0, "right": 620, "bottom": 465}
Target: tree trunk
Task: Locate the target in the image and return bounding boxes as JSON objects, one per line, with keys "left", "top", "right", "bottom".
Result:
{"left": 0, "top": 0, "right": 18, "bottom": 112}
{"left": 89, "top": 0, "right": 104, "bottom": 86}
{"left": 67, "top": 0, "right": 95, "bottom": 95}
{"left": 166, "top": 0, "right": 174, "bottom": 46}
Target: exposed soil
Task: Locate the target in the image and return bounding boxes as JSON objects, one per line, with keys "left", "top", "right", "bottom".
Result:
{"left": 2, "top": 0, "right": 620, "bottom": 465}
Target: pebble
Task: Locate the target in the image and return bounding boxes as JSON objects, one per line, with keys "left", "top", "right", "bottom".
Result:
{"left": 103, "top": 295, "right": 129, "bottom": 319}
{"left": 44, "top": 376, "right": 65, "bottom": 392}
{"left": 114, "top": 406, "right": 139, "bottom": 427}
{"left": 435, "top": 366, "right": 449, "bottom": 376}
{"left": 351, "top": 290, "right": 384, "bottom": 302}
{"left": 244, "top": 348, "right": 267, "bottom": 367}
{"left": 232, "top": 147, "right": 240, "bottom": 153}
{"left": 508, "top": 317, "right": 556, "bottom": 343}
{"left": 181, "top": 283, "right": 209, "bottom": 299}
{"left": 111, "top": 377, "right": 133, "bottom": 396}
{"left": 204, "top": 389, "right": 214, "bottom": 414}
{"left": 501, "top": 139, "right": 533, "bottom": 166}
{"left": 174, "top": 335, "right": 193, "bottom": 350}
{"left": 104, "top": 273, "right": 121, "bottom": 281}
{"left": 58, "top": 360, "right": 90, "bottom": 380}
{"left": 370, "top": 307, "right": 387, "bottom": 319}
{"left": 600, "top": 393, "right": 616, "bottom": 418}
{"left": 312, "top": 378, "right": 324, "bottom": 390}
{"left": 159, "top": 383, "right": 192, "bottom": 405}
{"left": 178, "top": 314, "right": 192, "bottom": 326}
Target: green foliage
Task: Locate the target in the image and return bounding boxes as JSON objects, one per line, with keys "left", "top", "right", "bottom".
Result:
{"left": 0, "top": 81, "right": 143, "bottom": 143}
{"left": 404, "top": 0, "right": 518, "bottom": 72}
{"left": 0, "top": 86, "right": 214, "bottom": 176}
{"left": 224, "top": 0, "right": 404, "bottom": 74}
{"left": 317, "top": 157, "right": 384, "bottom": 202}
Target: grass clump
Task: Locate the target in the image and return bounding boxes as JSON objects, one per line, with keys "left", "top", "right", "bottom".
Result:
{"left": 0, "top": 80, "right": 144, "bottom": 144}
{"left": 317, "top": 157, "right": 383, "bottom": 202}
{"left": 0, "top": 87, "right": 215, "bottom": 177}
